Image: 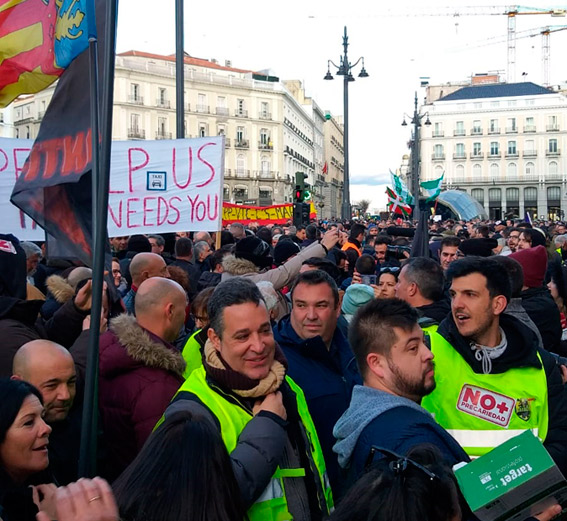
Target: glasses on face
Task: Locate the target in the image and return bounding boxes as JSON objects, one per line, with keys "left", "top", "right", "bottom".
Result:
{"left": 364, "top": 446, "right": 438, "bottom": 482}
{"left": 380, "top": 266, "right": 400, "bottom": 273}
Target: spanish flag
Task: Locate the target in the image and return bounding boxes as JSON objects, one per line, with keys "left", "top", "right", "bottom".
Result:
{"left": 0, "top": 0, "right": 92, "bottom": 107}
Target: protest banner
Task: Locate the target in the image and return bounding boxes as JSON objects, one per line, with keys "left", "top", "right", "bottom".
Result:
{"left": 222, "top": 202, "right": 318, "bottom": 226}
{"left": 2, "top": 137, "right": 224, "bottom": 239}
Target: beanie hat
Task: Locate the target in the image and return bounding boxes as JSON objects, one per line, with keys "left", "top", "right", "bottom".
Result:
{"left": 127, "top": 234, "right": 151, "bottom": 253}
{"left": 234, "top": 237, "right": 273, "bottom": 269}
{"left": 274, "top": 240, "right": 300, "bottom": 266}
{"left": 341, "top": 284, "right": 375, "bottom": 315}
{"left": 509, "top": 245, "right": 547, "bottom": 288}
{"left": 458, "top": 238, "right": 498, "bottom": 258}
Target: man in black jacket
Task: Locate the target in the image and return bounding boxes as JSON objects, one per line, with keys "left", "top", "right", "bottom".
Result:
{"left": 422, "top": 256, "right": 567, "bottom": 474}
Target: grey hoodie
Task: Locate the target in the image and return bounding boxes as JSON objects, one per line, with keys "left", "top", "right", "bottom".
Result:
{"left": 333, "top": 385, "right": 427, "bottom": 469}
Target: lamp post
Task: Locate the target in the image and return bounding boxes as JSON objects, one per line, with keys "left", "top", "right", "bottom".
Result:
{"left": 324, "top": 26, "right": 368, "bottom": 221}
{"left": 401, "top": 92, "right": 430, "bottom": 223}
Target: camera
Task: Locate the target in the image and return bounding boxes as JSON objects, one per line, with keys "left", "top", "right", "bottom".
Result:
{"left": 386, "top": 245, "right": 411, "bottom": 260}
{"left": 361, "top": 274, "right": 377, "bottom": 286}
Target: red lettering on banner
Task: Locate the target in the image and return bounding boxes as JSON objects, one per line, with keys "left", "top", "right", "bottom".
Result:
{"left": 108, "top": 201, "right": 122, "bottom": 228}
{"left": 457, "top": 384, "right": 515, "bottom": 427}
{"left": 13, "top": 148, "right": 31, "bottom": 180}
{"left": 167, "top": 196, "right": 181, "bottom": 225}
{"left": 157, "top": 197, "right": 169, "bottom": 226}
{"left": 195, "top": 200, "right": 206, "bottom": 221}
{"left": 207, "top": 194, "right": 219, "bottom": 221}
{"left": 128, "top": 148, "right": 150, "bottom": 193}
{"left": 172, "top": 146, "right": 192, "bottom": 189}
{"left": 196, "top": 142, "right": 216, "bottom": 187}
{"left": 187, "top": 194, "right": 198, "bottom": 221}
{"left": 480, "top": 394, "right": 496, "bottom": 410}
{"left": 0, "top": 148, "right": 8, "bottom": 173}
{"left": 126, "top": 198, "right": 141, "bottom": 228}
{"left": 143, "top": 197, "right": 156, "bottom": 227}
{"left": 462, "top": 387, "right": 480, "bottom": 406}
{"left": 497, "top": 401, "right": 510, "bottom": 414}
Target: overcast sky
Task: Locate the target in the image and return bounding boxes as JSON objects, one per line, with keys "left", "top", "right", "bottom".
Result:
{"left": 116, "top": 0, "right": 567, "bottom": 212}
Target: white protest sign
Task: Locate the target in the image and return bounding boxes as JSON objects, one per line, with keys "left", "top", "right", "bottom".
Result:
{"left": 0, "top": 137, "right": 224, "bottom": 240}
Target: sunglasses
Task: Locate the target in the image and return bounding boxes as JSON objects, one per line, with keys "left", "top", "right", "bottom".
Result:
{"left": 380, "top": 267, "right": 400, "bottom": 273}
{"left": 364, "top": 446, "right": 438, "bottom": 482}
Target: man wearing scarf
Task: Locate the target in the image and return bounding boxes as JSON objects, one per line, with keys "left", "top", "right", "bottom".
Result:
{"left": 161, "top": 278, "right": 333, "bottom": 520}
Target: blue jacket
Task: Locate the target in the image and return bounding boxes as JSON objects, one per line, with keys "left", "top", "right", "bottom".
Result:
{"left": 333, "top": 386, "right": 469, "bottom": 488}
{"left": 273, "top": 315, "right": 361, "bottom": 494}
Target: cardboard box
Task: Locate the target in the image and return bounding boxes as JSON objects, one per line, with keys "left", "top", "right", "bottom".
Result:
{"left": 454, "top": 431, "right": 567, "bottom": 521}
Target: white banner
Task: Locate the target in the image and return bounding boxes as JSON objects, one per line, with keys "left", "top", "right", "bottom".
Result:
{"left": 0, "top": 137, "right": 224, "bottom": 240}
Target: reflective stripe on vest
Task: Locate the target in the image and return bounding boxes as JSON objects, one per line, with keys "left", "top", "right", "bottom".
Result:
{"left": 341, "top": 241, "right": 362, "bottom": 256}
{"left": 171, "top": 367, "right": 333, "bottom": 520}
{"left": 422, "top": 331, "right": 549, "bottom": 459}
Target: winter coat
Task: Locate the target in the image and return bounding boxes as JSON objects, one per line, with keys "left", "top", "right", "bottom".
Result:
{"left": 333, "top": 386, "right": 469, "bottom": 486}
{"left": 0, "top": 297, "right": 87, "bottom": 378}
{"left": 41, "top": 274, "right": 76, "bottom": 320}
{"left": 520, "top": 286, "right": 562, "bottom": 353}
{"left": 98, "top": 314, "right": 185, "bottom": 480}
{"left": 221, "top": 240, "right": 329, "bottom": 319}
{"left": 416, "top": 298, "right": 451, "bottom": 324}
{"left": 436, "top": 313, "right": 567, "bottom": 475}
{"left": 273, "top": 315, "right": 361, "bottom": 494}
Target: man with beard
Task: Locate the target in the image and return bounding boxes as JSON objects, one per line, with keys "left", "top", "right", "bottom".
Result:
{"left": 333, "top": 299, "right": 469, "bottom": 487}
{"left": 422, "top": 257, "right": 567, "bottom": 474}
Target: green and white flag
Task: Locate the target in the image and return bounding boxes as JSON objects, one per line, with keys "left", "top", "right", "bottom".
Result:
{"left": 420, "top": 174, "right": 444, "bottom": 202}
{"left": 390, "top": 170, "right": 413, "bottom": 205}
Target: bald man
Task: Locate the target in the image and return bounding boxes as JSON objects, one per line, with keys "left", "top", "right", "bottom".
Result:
{"left": 98, "top": 277, "right": 187, "bottom": 479}
{"left": 13, "top": 339, "right": 77, "bottom": 422}
{"left": 13, "top": 339, "right": 80, "bottom": 484}
{"left": 123, "top": 252, "right": 169, "bottom": 315}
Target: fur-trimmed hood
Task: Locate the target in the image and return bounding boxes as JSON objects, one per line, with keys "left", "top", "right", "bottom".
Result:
{"left": 222, "top": 254, "right": 260, "bottom": 276}
{"left": 100, "top": 314, "right": 185, "bottom": 377}
{"left": 46, "top": 275, "right": 74, "bottom": 304}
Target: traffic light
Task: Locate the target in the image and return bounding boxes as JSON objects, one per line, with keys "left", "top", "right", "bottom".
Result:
{"left": 293, "top": 202, "right": 310, "bottom": 227}
{"left": 295, "top": 171, "right": 307, "bottom": 202}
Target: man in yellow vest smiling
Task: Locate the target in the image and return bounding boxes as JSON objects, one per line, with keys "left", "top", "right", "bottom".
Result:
{"left": 422, "top": 256, "right": 567, "bottom": 474}
{"left": 161, "top": 277, "right": 332, "bottom": 521}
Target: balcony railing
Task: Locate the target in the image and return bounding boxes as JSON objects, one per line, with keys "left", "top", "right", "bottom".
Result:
{"left": 128, "top": 128, "right": 145, "bottom": 139}
{"left": 235, "top": 109, "right": 248, "bottom": 118}
{"left": 505, "top": 127, "right": 518, "bottom": 134}
{"left": 524, "top": 125, "right": 536, "bottom": 133}
{"left": 523, "top": 150, "right": 537, "bottom": 157}
{"left": 196, "top": 105, "right": 210, "bottom": 114}
{"left": 432, "top": 131, "right": 444, "bottom": 137}
{"left": 432, "top": 153, "right": 445, "bottom": 160}
{"left": 487, "top": 152, "right": 501, "bottom": 158}
{"left": 453, "top": 153, "right": 467, "bottom": 160}
{"left": 156, "top": 99, "right": 171, "bottom": 108}
{"left": 547, "top": 125, "right": 560, "bottom": 132}
{"left": 155, "top": 131, "right": 172, "bottom": 140}
{"left": 505, "top": 151, "right": 519, "bottom": 158}
{"left": 216, "top": 107, "right": 229, "bottom": 116}
{"left": 235, "top": 169, "right": 251, "bottom": 178}
{"left": 234, "top": 139, "right": 249, "bottom": 149}
{"left": 258, "top": 170, "right": 276, "bottom": 179}
{"left": 488, "top": 128, "right": 500, "bottom": 134}
{"left": 546, "top": 149, "right": 561, "bottom": 156}
{"left": 258, "top": 142, "right": 273, "bottom": 150}
{"left": 128, "top": 95, "right": 144, "bottom": 105}
{"left": 453, "top": 129, "right": 466, "bottom": 136}
{"left": 470, "top": 152, "right": 484, "bottom": 160}
{"left": 470, "top": 128, "right": 483, "bottom": 135}
{"left": 259, "top": 112, "right": 272, "bottom": 120}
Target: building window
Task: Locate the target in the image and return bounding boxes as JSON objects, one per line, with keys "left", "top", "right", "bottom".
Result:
{"left": 433, "top": 144, "right": 444, "bottom": 159}
{"left": 236, "top": 126, "right": 244, "bottom": 143}
{"left": 130, "top": 83, "right": 140, "bottom": 102}
{"left": 506, "top": 118, "right": 517, "bottom": 133}
{"left": 549, "top": 161, "right": 558, "bottom": 175}
{"left": 491, "top": 101, "right": 500, "bottom": 108}
{"left": 130, "top": 113, "right": 140, "bottom": 131}
{"left": 548, "top": 115, "right": 558, "bottom": 131}
{"left": 455, "top": 121, "right": 465, "bottom": 136}
{"left": 490, "top": 142, "right": 499, "bottom": 155}
{"left": 548, "top": 186, "right": 561, "bottom": 200}
{"left": 233, "top": 187, "right": 248, "bottom": 200}
{"left": 455, "top": 143, "right": 465, "bottom": 158}
{"left": 223, "top": 185, "right": 230, "bottom": 200}
{"left": 237, "top": 99, "right": 246, "bottom": 115}
{"left": 158, "top": 88, "right": 167, "bottom": 106}
{"left": 507, "top": 187, "right": 519, "bottom": 201}
{"left": 490, "top": 163, "right": 499, "bottom": 179}
{"left": 217, "top": 125, "right": 225, "bottom": 135}
{"left": 489, "top": 188, "right": 501, "bottom": 202}
{"left": 471, "top": 188, "right": 484, "bottom": 204}
{"left": 474, "top": 102, "right": 482, "bottom": 109}
{"left": 260, "top": 128, "right": 269, "bottom": 145}
{"left": 236, "top": 154, "right": 246, "bottom": 174}
{"left": 525, "top": 139, "right": 535, "bottom": 155}
{"left": 549, "top": 139, "right": 558, "bottom": 153}
{"left": 199, "top": 123, "right": 208, "bottom": 137}
{"left": 455, "top": 164, "right": 465, "bottom": 180}
{"left": 507, "top": 141, "right": 517, "bottom": 155}
{"left": 524, "top": 187, "right": 538, "bottom": 202}
{"left": 157, "top": 117, "right": 167, "bottom": 138}
{"left": 260, "top": 157, "right": 270, "bottom": 175}
{"left": 489, "top": 119, "right": 499, "bottom": 133}
{"left": 259, "top": 189, "right": 271, "bottom": 200}
{"left": 197, "top": 93, "right": 207, "bottom": 113}
{"left": 472, "top": 120, "right": 481, "bottom": 134}
{"left": 473, "top": 164, "right": 482, "bottom": 179}
{"left": 260, "top": 102, "right": 270, "bottom": 119}
{"left": 525, "top": 162, "right": 535, "bottom": 176}
{"left": 473, "top": 142, "right": 482, "bottom": 156}
{"left": 435, "top": 165, "right": 444, "bottom": 177}
{"left": 525, "top": 117, "right": 535, "bottom": 132}
{"left": 507, "top": 163, "right": 517, "bottom": 177}
{"left": 25, "top": 125, "right": 30, "bottom": 138}
{"left": 433, "top": 122, "right": 443, "bottom": 137}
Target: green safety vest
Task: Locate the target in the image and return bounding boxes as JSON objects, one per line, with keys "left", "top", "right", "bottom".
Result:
{"left": 170, "top": 367, "right": 333, "bottom": 521}
{"left": 421, "top": 331, "right": 549, "bottom": 458}
{"left": 181, "top": 329, "right": 204, "bottom": 379}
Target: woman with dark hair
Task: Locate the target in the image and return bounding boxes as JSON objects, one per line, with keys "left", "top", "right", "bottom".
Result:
{"left": 329, "top": 445, "right": 560, "bottom": 521}
{"left": 376, "top": 267, "right": 399, "bottom": 299}
{"left": 113, "top": 410, "right": 245, "bottom": 521}
{"left": 0, "top": 378, "right": 55, "bottom": 521}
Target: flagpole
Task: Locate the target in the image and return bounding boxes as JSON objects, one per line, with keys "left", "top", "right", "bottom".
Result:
{"left": 175, "top": 0, "right": 184, "bottom": 139}
{"left": 78, "top": 0, "right": 118, "bottom": 478}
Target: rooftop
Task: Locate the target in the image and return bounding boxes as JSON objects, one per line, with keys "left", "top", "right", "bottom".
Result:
{"left": 439, "top": 82, "right": 554, "bottom": 101}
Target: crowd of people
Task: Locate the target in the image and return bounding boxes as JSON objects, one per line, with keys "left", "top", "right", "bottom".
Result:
{"left": 1, "top": 216, "right": 567, "bottom": 521}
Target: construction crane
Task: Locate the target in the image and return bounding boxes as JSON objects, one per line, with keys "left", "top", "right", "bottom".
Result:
{"left": 314, "top": 6, "right": 567, "bottom": 82}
